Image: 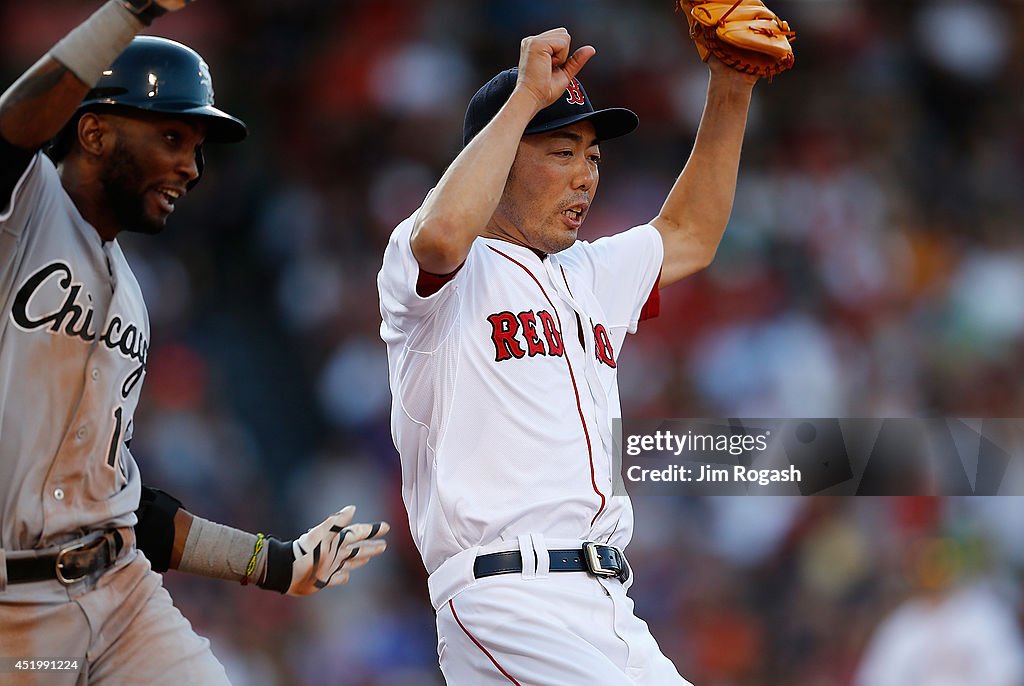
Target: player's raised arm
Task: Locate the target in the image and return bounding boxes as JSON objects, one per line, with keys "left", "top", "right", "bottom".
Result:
{"left": 649, "top": 60, "right": 756, "bottom": 287}
{"left": 410, "top": 28, "right": 595, "bottom": 276}
{"left": 0, "top": 1, "right": 194, "bottom": 152}
{"left": 652, "top": 0, "right": 794, "bottom": 288}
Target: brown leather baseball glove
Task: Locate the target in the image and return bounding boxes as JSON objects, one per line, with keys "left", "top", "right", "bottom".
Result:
{"left": 678, "top": 0, "right": 795, "bottom": 78}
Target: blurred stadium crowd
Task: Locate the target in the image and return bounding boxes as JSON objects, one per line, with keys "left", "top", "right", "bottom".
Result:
{"left": 4, "top": 0, "right": 1024, "bottom": 684}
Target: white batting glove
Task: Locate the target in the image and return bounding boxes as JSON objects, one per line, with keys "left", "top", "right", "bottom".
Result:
{"left": 286, "top": 506, "right": 390, "bottom": 597}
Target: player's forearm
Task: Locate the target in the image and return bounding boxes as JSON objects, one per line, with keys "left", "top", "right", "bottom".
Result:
{"left": 149, "top": 501, "right": 284, "bottom": 588}
{"left": 0, "top": 61, "right": 91, "bottom": 152}
{"left": 136, "top": 486, "right": 389, "bottom": 596}
{"left": 412, "top": 89, "right": 540, "bottom": 275}
{"left": 172, "top": 510, "right": 277, "bottom": 584}
{"left": 652, "top": 70, "right": 754, "bottom": 286}
{"left": 168, "top": 508, "right": 192, "bottom": 570}
{"left": 0, "top": 2, "right": 147, "bottom": 151}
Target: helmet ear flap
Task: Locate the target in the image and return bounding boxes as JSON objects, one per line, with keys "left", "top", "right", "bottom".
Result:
{"left": 187, "top": 145, "right": 204, "bottom": 191}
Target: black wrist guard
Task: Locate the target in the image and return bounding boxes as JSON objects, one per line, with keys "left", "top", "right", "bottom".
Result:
{"left": 120, "top": 0, "right": 168, "bottom": 26}
{"left": 258, "top": 537, "right": 295, "bottom": 594}
{"left": 135, "top": 486, "right": 184, "bottom": 572}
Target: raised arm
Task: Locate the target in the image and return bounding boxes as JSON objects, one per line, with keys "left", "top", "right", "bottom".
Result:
{"left": 651, "top": 60, "right": 756, "bottom": 288}
{"left": 0, "top": 1, "right": 197, "bottom": 151}
{"left": 0, "top": 1, "right": 195, "bottom": 206}
{"left": 0, "top": 59, "right": 91, "bottom": 153}
{"left": 410, "top": 28, "right": 595, "bottom": 275}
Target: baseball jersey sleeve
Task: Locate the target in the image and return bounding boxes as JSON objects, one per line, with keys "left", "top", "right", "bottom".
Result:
{"left": 0, "top": 134, "right": 36, "bottom": 214}
{"left": 0, "top": 152, "right": 45, "bottom": 291}
{"left": 0, "top": 149, "right": 43, "bottom": 222}
{"left": 378, "top": 209, "right": 466, "bottom": 343}
{"left": 559, "top": 224, "right": 664, "bottom": 334}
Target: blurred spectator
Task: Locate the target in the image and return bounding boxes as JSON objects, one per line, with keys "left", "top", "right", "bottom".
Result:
{"left": 855, "top": 537, "right": 1024, "bottom": 686}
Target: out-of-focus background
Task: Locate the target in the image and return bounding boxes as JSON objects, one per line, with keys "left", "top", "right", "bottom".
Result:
{"left": 5, "top": 1, "right": 1024, "bottom": 684}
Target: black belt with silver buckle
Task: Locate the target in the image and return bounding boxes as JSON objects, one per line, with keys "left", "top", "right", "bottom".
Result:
{"left": 5, "top": 530, "right": 125, "bottom": 585}
{"left": 473, "top": 542, "right": 630, "bottom": 583}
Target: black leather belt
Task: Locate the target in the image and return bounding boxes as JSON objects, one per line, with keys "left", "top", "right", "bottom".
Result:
{"left": 5, "top": 530, "right": 126, "bottom": 585}
{"left": 474, "top": 543, "right": 630, "bottom": 583}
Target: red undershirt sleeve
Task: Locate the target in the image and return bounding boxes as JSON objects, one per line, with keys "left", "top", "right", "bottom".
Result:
{"left": 416, "top": 262, "right": 465, "bottom": 297}
{"left": 639, "top": 271, "right": 661, "bottom": 322}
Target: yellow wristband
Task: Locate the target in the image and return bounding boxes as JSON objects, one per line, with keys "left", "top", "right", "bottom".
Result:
{"left": 242, "top": 533, "right": 265, "bottom": 585}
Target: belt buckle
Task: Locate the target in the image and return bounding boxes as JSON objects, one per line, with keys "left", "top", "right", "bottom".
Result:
{"left": 582, "top": 542, "right": 617, "bottom": 578}
{"left": 55, "top": 539, "right": 92, "bottom": 585}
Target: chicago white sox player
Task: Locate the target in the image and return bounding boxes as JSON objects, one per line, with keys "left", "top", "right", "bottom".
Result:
{"left": 0, "top": 2, "right": 388, "bottom": 684}
{"left": 379, "top": 28, "right": 758, "bottom": 684}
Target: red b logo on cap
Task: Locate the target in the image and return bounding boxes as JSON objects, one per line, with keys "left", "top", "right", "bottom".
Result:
{"left": 565, "top": 78, "right": 585, "bottom": 105}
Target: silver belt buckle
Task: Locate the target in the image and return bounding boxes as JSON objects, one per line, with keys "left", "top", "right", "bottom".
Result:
{"left": 55, "top": 539, "right": 93, "bottom": 585}
{"left": 583, "top": 542, "right": 617, "bottom": 578}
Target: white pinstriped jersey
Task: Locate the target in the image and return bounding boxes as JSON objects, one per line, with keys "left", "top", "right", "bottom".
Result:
{"left": 379, "top": 209, "right": 662, "bottom": 574}
{"left": 0, "top": 153, "right": 144, "bottom": 557}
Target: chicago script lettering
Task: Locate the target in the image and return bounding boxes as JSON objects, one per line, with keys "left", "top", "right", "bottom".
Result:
{"left": 11, "top": 261, "right": 148, "bottom": 398}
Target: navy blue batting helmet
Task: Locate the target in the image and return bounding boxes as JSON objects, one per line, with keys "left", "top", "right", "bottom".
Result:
{"left": 49, "top": 36, "right": 246, "bottom": 162}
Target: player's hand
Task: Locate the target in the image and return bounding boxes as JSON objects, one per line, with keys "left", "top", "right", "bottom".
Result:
{"left": 515, "top": 28, "right": 596, "bottom": 111}
{"left": 122, "top": 0, "right": 195, "bottom": 24}
{"left": 707, "top": 55, "right": 759, "bottom": 87}
{"left": 286, "top": 506, "right": 390, "bottom": 596}
{"left": 152, "top": 0, "right": 196, "bottom": 11}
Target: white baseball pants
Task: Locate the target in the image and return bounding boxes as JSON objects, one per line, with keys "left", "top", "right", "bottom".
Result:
{"left": 430, "top": 538, "right": 692, "bottom": 685}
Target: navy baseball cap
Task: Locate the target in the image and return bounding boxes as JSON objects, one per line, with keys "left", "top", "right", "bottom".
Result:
{"left": 462, "top": 68, "right": 638, "bottom": 147}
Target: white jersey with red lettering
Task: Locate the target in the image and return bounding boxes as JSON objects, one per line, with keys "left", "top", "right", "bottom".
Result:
{"left": 379, "top": 211, "right": 662, "bottom": 574}
{"left": 0, "top": 152, "right": 144, "bottom": 572}
{"left": 379, "top": 209, "right": 690, "bottom": 684}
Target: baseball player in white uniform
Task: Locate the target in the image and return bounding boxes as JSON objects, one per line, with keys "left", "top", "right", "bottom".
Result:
{"left": 0, "top": 2, "right": 387, "bottom": 684}
{"left": 379, "top": 28, "right": 758, "bottom": 684}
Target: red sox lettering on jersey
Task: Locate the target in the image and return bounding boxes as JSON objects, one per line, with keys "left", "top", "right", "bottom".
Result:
{"left": 379, "top": 209, "right": 663, "bottom": 577}
{"left": 487, "top": 309, "right": 616, "bottom": 367}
